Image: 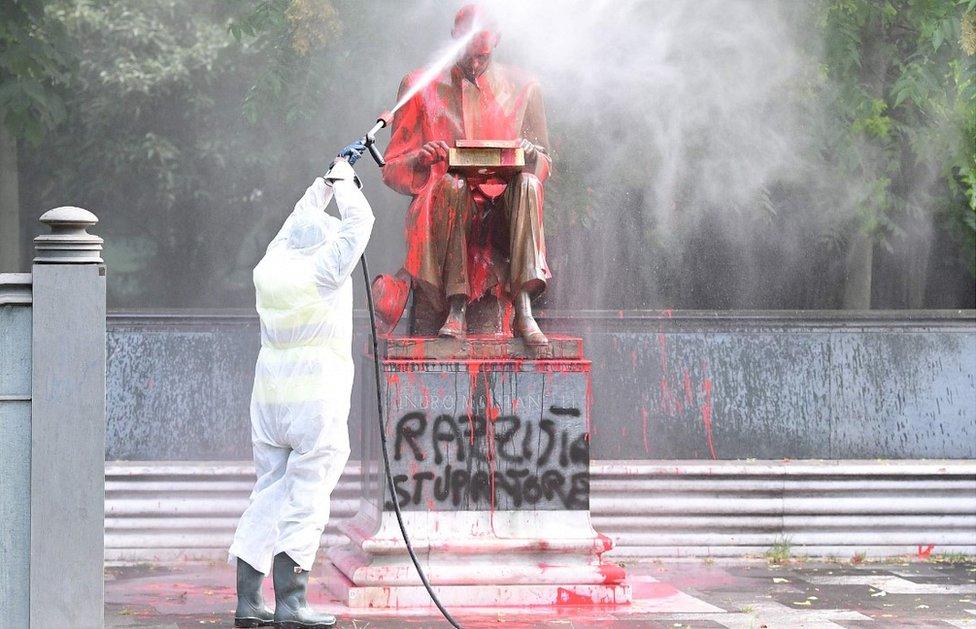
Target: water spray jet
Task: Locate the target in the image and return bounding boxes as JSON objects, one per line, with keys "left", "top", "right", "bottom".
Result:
{"left": 357, "top": 22, "right": 479, "bottom": 168}
{"left": 347, "top": 28, "right": 486, "bottom": 629}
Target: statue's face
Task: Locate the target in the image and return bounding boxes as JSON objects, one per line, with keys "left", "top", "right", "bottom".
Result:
{"left": 458, "top": 31, "right": 498, "bottom": 81}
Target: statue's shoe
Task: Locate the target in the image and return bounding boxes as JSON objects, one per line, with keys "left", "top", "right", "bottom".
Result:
{"left": 438, "top": 315, "right": 466, "bottom": 340}
{"left": 515, "top": 314, "right": 549, "bottom": 347}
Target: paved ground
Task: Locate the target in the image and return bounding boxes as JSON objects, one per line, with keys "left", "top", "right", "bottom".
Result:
{"left": 106, "top": 557, "right": 976, "bottom": 628}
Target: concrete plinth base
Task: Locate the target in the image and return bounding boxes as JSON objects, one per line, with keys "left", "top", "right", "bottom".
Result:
{"left": 326, "top": 510, "right": 629, "bottom": 608}
{"left": 328, "top": 337, "right": 630, "bottom": 608}
{"left": 325, "top": 563, "right": 629, "bottom": 608}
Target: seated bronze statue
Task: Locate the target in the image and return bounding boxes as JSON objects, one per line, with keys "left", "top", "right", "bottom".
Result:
{"left": 378, "top": 5, "right": 552, "bottom": 346}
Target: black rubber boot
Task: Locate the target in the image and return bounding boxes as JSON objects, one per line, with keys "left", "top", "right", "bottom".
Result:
{"left": 235, "top": 558, "right": 274, "bottom": 627}
{"left": 272, "top": 552, "right": 336, "bottom": 628}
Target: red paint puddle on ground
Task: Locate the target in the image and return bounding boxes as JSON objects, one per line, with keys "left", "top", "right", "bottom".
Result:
{"left": 630, "top": 580, "right": 682, "bottom": 599}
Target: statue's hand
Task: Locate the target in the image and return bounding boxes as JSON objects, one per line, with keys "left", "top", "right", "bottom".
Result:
{"left": 519, "top": 138, "right": 538, "bottom": 160}
{"left": 418, "top": 141, "right": 450, "bottom": 166}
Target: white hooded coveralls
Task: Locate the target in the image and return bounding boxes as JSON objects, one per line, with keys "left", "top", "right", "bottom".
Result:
{"left": 230, "top": 160, "right": 374, "bottom": 574}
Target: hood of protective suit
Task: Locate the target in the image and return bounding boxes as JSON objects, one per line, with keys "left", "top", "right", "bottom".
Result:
{"left": 285, "top": 211, "right": 342, "bottom": 252}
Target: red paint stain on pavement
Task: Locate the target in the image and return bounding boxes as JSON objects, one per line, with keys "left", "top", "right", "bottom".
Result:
{"left": 631, "top": 581, "right": 681, "bottom": 599}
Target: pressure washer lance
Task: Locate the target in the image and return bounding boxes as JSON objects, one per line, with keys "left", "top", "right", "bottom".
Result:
{"left": 356, "top": 112, "right": 464, "bottom": 629}
{"left": 361, "top": 111, "right": 391, "bottom": 167}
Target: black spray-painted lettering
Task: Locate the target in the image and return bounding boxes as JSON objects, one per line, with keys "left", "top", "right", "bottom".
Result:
{"left": 384, "top": 410, "right": 589, "bottom": 511}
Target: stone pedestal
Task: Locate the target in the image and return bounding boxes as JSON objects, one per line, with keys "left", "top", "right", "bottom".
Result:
{"left": 326, "top": 336, "right": 630, "bottom": 608}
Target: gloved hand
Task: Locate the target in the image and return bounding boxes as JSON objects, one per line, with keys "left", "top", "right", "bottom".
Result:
{"left": 337, "top": 139, "right": 368, "bottom": 166}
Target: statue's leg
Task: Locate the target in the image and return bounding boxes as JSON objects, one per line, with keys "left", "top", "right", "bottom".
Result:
{"left": 504, "top": 173, "right": 549, "bottom": 346}
{"left": 427, "top": 173, "right": 475, "bottom": 339}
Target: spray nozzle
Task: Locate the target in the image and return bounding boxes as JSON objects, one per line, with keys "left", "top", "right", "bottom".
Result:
{"left": 362, "top": 111, "right": 392, "bottom": 167}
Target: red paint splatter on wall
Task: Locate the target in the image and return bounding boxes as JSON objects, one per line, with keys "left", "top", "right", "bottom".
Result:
{"left": 700, "top": 378, "right": 717, "bottom": 460}
{"left": 584, "top": 370, "right": 594, "bottom": 442}
{"left": 641, "top": 406, "right": 650, "bottom": 454}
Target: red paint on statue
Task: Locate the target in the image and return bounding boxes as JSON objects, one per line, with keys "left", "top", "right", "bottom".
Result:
{"left": 382, "top": 27, "right": 551, "bottom": 305}
{"left": 501, "top": 297, "right": 514, "bottom": 336}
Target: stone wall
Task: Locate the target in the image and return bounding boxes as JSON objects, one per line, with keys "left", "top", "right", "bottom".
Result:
{"left": 105, "top": 309, "right": 976, "bottom": 461}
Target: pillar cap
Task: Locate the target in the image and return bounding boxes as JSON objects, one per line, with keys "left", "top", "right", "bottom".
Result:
{"left": 34, "top": 206, "right": 104, "bottom": 264}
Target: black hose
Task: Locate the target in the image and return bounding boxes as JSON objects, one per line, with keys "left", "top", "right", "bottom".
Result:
{"left": 360, "top": 253, "right": 463, "bottom": 629}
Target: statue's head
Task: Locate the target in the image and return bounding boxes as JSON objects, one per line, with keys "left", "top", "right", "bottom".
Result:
{"left": 453, "top": 4, "right": 500, "bottom": 81}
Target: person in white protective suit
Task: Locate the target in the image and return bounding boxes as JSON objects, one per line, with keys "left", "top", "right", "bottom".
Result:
{"left": 229, "top": 141, "right": 373, "bottom": 629}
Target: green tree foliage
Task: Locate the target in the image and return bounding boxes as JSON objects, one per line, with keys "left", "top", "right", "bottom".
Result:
{"left": 10, "top": 0, "right": 976, "bottom": 308}
{"left": 0, "top": 0, "right": 72, "bottom": 141}
{"left": 22, "top": 0, "right": 340, "bottom": 305}
{"left": 227, "top": 0, "right": 340, "bottom": 124}
{"left": 821, "top": 0, "right": 976, "bottom": 275}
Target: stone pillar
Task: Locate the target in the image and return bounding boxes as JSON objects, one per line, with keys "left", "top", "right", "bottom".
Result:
{"left": 0, "top": 272, "right": 32, "bottom": 628}
{"left": 29, "top": 207, "right": 106, "bottom": 628}
{"left": 327, "top": 336, "right": 630, "bottom": 608}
